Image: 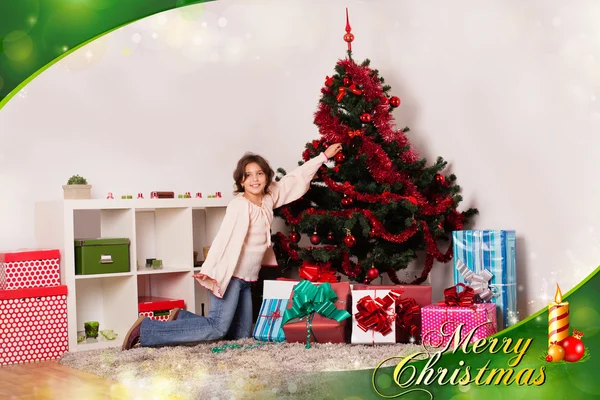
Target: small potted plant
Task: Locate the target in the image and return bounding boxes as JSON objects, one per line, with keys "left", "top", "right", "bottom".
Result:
{"left": 63, "top": 174, "right": 92, "bottom": 199}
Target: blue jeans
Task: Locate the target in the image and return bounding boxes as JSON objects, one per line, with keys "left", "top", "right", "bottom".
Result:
{"left": 139, "top": 277, "right": 253, "bottom": 347}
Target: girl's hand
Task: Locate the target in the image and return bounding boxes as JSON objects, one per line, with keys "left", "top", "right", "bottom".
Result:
{"left": 324, "top": 143, "right": 343, "bottom": 159}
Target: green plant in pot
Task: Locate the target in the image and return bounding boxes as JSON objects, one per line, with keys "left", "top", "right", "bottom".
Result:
{"left": 63, "top": 174, "right": 92, "bottom": 199}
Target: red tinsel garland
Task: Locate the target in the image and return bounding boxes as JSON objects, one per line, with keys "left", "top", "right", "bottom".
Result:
{"left": 319, "top": 172, "right": 454, "bottom": 216}
{"left": 280, "top": 207, "right": 420, "bottom": 244}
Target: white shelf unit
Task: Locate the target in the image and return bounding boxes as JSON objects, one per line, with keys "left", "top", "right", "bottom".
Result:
{"left": 34, "top": 198, "right": 230, "bottom": 352}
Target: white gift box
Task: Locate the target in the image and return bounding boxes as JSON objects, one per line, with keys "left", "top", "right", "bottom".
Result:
{"left": 351, "top": 289, "right": 397, "bottom": 345}
{"left": 262, "top": 280, "right": 299, "bottom": 299}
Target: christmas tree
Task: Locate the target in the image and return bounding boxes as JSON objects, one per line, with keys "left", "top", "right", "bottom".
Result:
{"left": 272, "top": 10, "right": 477, "bottom": 285}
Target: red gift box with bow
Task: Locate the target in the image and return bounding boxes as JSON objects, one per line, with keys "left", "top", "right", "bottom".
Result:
{"left": 352, "top": 284, "right": 431, "bottom": 343}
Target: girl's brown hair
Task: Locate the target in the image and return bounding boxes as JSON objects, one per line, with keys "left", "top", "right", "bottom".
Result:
{"left": 233, "top": 152, "right": 275, "bottom": 194}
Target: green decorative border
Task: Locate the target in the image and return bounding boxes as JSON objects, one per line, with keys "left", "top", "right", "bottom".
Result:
{"left": 312, "top": 265, "right": 600, "bottom": 399}
{"left": 0, "top": 0, "right": 214, "bottom": 110}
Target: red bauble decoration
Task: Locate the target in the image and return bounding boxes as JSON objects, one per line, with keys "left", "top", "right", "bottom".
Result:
{"left": 327, "top": 232, "right": 335, "bottom": 242}
{"left": 323, "top": 141, "right": 329, "bottom": 148}
{"left": 560, "top": 331, "right": 585, "bottom": 362}
{"left": 389, "top": 96, "right": 401, "bottom": 107}
{"left": 334, "top": 153, "right": 346, "bottom": 163}
{"left": 343, "top": 76, "right": 351, "bottom": 86}
{"left": 435, "top": 174, "right": 445, "bottom": 185}
{"left": 367, "top": 267, "right": 379, "bottom": 280}
{"left": 289, "top": 231, "right": 301, "bottom": 244}
{"left": 545, "top": 354, "right": 553, "bottom": 362}
{"left": 370, "top": 228, "right": 376, "bottom": 237}
{"left": 381, "top": 97, "right": 389, "bottom": 105}
{"left": 360, "top": 113, "right": 372, "bottom": 123}
{"left": 343, "top": 32, "right": 355, "bottom": 44}
{"left": 344, "top": 233, "right": 356, "bottom": 248}
{"left": 310, "top": 231, "right": 321, "bottom": 245}
{"left": 341, "top": 196, "right": 354, "bottom": 207}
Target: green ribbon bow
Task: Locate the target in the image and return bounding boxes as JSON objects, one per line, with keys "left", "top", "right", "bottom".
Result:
{"left": 281, "top": 280, "right": 351, "bottom": 349}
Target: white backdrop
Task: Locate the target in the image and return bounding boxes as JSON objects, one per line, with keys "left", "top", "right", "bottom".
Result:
{"left": 2, "top": 0, "right": 600, "bottom": 319}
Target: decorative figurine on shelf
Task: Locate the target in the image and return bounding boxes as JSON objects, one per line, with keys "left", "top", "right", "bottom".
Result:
{"left": 122, "top": 195, "right": 133, "bottom": 199}
{"left": 185, "top": 192, "right": 191, "bottom": 198}
{"left": 137, "top": 193, "right": 144, "bottom": 199}
{"left": 152, "top": 259, "right": 163, "bottom": 270}
{"left": 106, "top": 192, "right": 114, "bottom": 199}
{"left": 196, "top": 192, "right": 202, "bottom": 198}
{"left": 151, "top": 192, "right": 158, "bottom": 199}
{"left": 216, "top": 192, "right": 222, "bottom": 198}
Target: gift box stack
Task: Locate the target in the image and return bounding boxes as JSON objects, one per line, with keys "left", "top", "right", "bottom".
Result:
{"left": 256, "top": 260, "right": 432, "bottom": 347}
{"left": 0, "top": 249, "right": 69, "bottom": 365}
{"left": 420, "top": 229, "right": 516, "bottom": 348}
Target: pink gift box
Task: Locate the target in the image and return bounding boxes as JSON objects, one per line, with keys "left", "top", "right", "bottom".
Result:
{"left": 421, "top": 303, "right": 497, "bottom": 348}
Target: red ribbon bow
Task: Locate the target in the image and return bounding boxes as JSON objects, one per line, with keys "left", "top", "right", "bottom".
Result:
{"left": 348, "top": 129, "right": 362, "bottom": 138}
{"left": 260, "top": 310, "right": 282, "bottom": 322}
{"left": 395, "top": 296, "right": 421, "bottom": 338}
{"left": 337, "top": 84, "right": 363, "bottom": 102}
{"left": 355, "top": 290, "right": 402, "bottom": 336}
{"left": 299, "top": 262, "right": 338, "bottom": 283}
{"left": 439, "top": 283, "right": 475, "bottom": 307}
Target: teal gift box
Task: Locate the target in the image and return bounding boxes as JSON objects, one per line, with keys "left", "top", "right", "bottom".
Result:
{"left": 253, "top": 298, "right": 288, "bottom": 342}
{"left": 452, "top": 230, "right": 517, "bottom": 330}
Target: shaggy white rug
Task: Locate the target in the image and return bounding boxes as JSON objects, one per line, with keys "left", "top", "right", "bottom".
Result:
{"left": 59, "top": 338, "right": 421, "bottom": 399}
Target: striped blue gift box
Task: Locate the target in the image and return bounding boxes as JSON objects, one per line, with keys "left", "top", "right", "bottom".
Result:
{"left": 452, "top": 230, "right": 517, "bottom": 330}
{"left": 253, "top": 298, "right": 288, "bottom": 342}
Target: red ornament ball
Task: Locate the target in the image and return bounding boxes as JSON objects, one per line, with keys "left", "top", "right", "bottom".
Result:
{"left": 344, "top": 32, "right": 355, "bottom": 43}
{"left": 334, "top": 153, "right": 346, "bottom": 163}
{"left": 360, "top": 113, "right": 372, "bottom": 123}
{"left": 389, "top": 96, "right": 401, "bottom": 107}
{"left": 381, "top": 97, "right": 389, "bottom": 105}
{"left": 343, "top": 76, "right": 351, "bottom": 86}
{"left": 369, "top": 228, "right": 376, "bottom": 237}
{"left": 289, "top": 231, "right": 301, "bottom": 244}
{"left": 310, "top": 232, "right": 321, "bottom": 245}
{"left": 435, "top": 174, "right": 445, "bottom": 185}
{"left": 322, "top": 141, "right": 329, "bottom": 148}
{"left": 367, "top": 268, "right": 379, "bottom": 280}
{"left": 560, "top": 334, "right": 585, "bottom": 362}
{"left": 545, "top": 354, "right": 553, "bottom": 362}
{"left": 341, "top": 197, "right": 353, "bottom": 207}
{"left": 327, "top": 232, "right": 335, "bottom": 242}
{"left": 344, "top": 234, "right": 356, "bottom": 248}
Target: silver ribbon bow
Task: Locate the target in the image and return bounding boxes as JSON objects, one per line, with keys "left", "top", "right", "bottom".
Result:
{"left": 455, "top": 260, "right": 495, "bottom": 302}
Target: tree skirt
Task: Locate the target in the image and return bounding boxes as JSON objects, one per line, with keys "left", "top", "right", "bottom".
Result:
{"left": 59, "top": 338, "right": 421, "bottom": 399}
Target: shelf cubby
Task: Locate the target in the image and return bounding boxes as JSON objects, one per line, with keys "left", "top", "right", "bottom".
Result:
{"left": 75, "top": 275, "right": 137, "bottom": 350}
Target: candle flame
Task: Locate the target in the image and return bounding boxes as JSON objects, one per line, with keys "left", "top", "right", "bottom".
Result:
{"left": 554, "top": 283, "right": 563, "bottom": 303}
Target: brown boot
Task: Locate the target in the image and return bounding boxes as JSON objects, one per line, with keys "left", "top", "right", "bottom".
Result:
{"left": 167, "top": 308, "right": 182, "bottom": 321}
{"left": 122, "top": 316, "right": 146, "bottom": 350}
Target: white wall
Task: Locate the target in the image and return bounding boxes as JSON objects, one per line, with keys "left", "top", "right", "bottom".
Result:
{"left": 2, "top": 0, "right": 600, "bottom": 319}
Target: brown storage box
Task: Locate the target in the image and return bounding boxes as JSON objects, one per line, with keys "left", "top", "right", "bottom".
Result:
{"left": 282, "top": 281, "right": 351, "bottom": 345}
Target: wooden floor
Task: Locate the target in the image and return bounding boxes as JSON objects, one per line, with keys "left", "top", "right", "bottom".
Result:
{"left": 0, "top": 360, "right": 157, "bottom": 400}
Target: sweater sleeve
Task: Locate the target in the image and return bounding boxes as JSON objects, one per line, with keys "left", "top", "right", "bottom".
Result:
{"left": 195, "top": 198, "right": 249, "bottom": 296}
{"left": 270, "top": 152, "right": 327, "bottom": 209}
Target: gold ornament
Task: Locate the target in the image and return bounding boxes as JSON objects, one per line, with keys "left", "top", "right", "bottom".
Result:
{"left": 548, "top": 342, "right": 565, "bottom": 362}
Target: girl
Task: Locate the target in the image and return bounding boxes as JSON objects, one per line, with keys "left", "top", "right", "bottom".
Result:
{"left": 122, "top": 143, "right": 343, "bottom": 349}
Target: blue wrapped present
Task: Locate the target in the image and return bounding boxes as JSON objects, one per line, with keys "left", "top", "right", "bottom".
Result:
{"left": 253, "top": 298, "right": 288, "bottom": 342}
{"left": 452, "top": 230, "right": 517, "bottom": 330}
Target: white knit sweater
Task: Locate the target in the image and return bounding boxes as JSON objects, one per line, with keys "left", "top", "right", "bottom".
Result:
{"left": 194, "top": 152, "right": 328, "bottom": 297}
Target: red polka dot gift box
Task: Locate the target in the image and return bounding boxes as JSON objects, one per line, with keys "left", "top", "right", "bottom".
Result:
{"left": 421, "top": 284, "right": 498, "bottom": 349}
{"left": 0, "top": 249, "right": 61, "bottom": 290}
{"left": 0, "top": 285, "right": 69, "bottom": 366}
{"left": 138, "top": 296, "right": 185, "bottom": 322}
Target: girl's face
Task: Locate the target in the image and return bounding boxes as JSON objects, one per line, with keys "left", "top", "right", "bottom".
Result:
{"left": 242, "top": 162, "right": 267, "bottom": 196}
